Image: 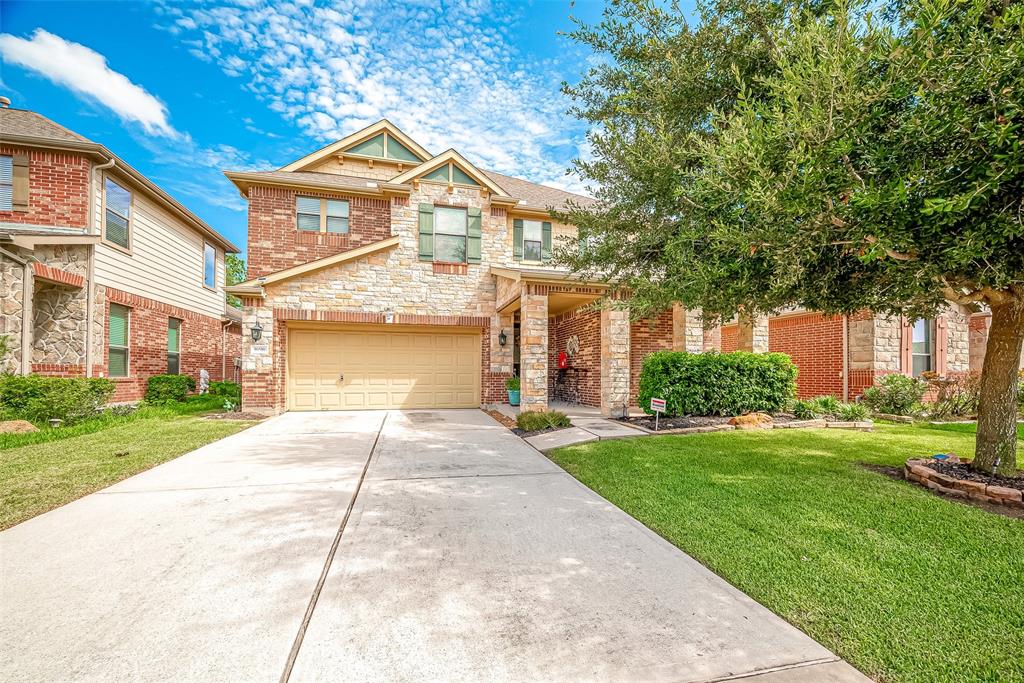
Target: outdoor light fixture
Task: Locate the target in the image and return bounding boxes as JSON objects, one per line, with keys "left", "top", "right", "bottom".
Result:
{"left": 498, "top": 329, "right": 508, "bottom": 347}
{"left": 250, "top": 320, "right": 264, "bottom": 343}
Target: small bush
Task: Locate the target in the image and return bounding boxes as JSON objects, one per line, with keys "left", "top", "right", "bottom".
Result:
{"left": 145, "top": 374, "right": 196, "bottom": 404}
{"left": 516, "top": 410, "right": 571, "bottom": 432}
{"left": 638, "top": 351, "right": 798, "bottom": 417}
{"left": 809, "top": 395, "right": 842, "bottom": 416}
{"left": 505, "top": 376, "right": 521, "bottom": 391}
{"left": 861, "top": 374, "right": 927, "bottom": 415}
{"left": 835, "top": 402, "right": 869, "bottom": 421}
{"left": 922, "top": 371, "right": 981, "bottom": 418}
{"left": 209, "top": 381, "right": 241, "bottom": 400}
{"left": 791, "top": 399, "right": 821, "bottom": 420}
{"left": 0, "top": 375, "right": 115, "bottom": 425}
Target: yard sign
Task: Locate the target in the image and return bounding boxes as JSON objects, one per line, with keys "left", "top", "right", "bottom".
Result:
{"left": 650, "top": 397, "right": 666, "bottom": 431}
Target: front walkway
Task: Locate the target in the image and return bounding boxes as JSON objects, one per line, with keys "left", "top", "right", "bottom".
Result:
{"left": 1, "top": 410, "right": 867, "bottom": 682}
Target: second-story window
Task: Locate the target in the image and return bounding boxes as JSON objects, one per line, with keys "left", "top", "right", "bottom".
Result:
{"left": 0, "top": 156, "right": 12, "bottom": 211}
{"left": 104, "top": 177, "right": 132, "bottom": 250}
{"left": 204, "top": 243, "right": 216, "bottom": 289}
{"left": 522, "top": 220, "right": 543, "bottom": 262}
{"left": 434, "top": 206, "right": 467, "bottom": 263}
{"left": 296, "top": 196, "right": 350, "bottom": 234}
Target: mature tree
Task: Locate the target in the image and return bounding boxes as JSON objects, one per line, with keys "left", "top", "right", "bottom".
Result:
{"left": 561, "top": 0, "right": 1024, "bottom": 473}
{"left": 225, "top": 253, "right": 247, "bottom": 309}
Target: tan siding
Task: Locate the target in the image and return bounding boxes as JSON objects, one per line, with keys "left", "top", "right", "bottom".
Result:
{"left": 93, "top": 176, "right": 225, "bottom": 319}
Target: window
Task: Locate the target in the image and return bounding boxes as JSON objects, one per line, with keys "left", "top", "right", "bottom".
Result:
{"left": 203, "top": 243, "right": 217, "bottom": 288}
{"left": 108, "top": 304, "right": 130, "bottom": 378}
{"left": 912, "top": 318, "right": 934, "bottom": 376}
{"left": 0, "top": 155, "right": 12, "bottom": 211}
{"left": 296, "top": 196, "right": 349, "bottom": 234}
{"left": 522, "top": 220, "right": 543, "bottom": 262}
{"left": 434, "top": 206, "right": 467, "bottom": 263}
{"left": 167, "top": 318, "right": 181, "bottom": 375}
{"left": 104, "top": 177, "right": 131, "bottom": 249}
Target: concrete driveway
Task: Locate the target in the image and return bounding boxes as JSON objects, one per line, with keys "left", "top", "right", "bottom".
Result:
{"left": 1, "top": 409, "right": 867, "bottom": 682}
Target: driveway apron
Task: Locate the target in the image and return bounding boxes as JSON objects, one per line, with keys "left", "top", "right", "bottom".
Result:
{"left": 1, "top": 409, "right": 867, "bottom": 682}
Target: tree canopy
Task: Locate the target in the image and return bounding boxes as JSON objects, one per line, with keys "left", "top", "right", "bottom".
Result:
{"left": 560, "top": 0, "right": 1024, "bottom": 472}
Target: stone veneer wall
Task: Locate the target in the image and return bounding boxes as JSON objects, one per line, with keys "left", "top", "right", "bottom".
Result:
{"left": 0, "top": 253, "right": 25, "bottom": 373}
{"left": 601, "top": 306, "right": 632, "bottom": 417}
{"left": 30, "top": 245, "right": 91, "bottom": 368}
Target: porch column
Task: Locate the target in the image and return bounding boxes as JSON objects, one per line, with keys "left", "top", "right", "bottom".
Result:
{"left": 737, "top": 313, "right": 769, "bottom": 353}
{"left": 520, "top": 291, "right": 548, "bottom": 412}
{"left": 672, "top": 304, "right": 704, "bottom": 352}
{"left": 600, "top": 305, "right": 631, "bottom": 417}
{"left": 240, "top": 303, "right": 278, "bottom": 415}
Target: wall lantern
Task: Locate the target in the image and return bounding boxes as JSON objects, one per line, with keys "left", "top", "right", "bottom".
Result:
{"left": 250, "top": 320, "right": 264, "bottom": 343}
{"left": 498, "top": 329, "right": 508, "bottom": 347}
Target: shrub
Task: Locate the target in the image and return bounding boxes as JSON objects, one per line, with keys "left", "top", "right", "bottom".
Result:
{"left": 0, "top": 375, "right": 114, "bottom": 425}
{"left": 791, "top": 399, "right": 821, "bottom": 420}
{"left": 145, "top": 374, "right": 196, "bottom": 404}
{"left": 922, "top": 371, "right": 981, "bottom": 418}
{"left": 861, "top": 374, "right": 927, "bottom": 415}
{"left": 638, "top": 351, "right": 798, "bottom": 417}
{"left": 505, "top": 376, "right": 521, "bottom": 391}
{"left": 809, "top": 395, "right": 842, "bottom": 416}
{"left": 209, "top": 381, "right": 241, "bottom": 400}
{"left": 516, "top": 409, "right": 571, "bottom": 432}
{"left": 835, "top": 402, "right": 869, "bottom": 421}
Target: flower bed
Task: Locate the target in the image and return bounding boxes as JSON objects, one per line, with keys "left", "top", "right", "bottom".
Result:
{"left": 904, "top": 457, "right": 1024, "bottom": 509}
{"left": 619, "top": 413, "right": 873, "bottom": 434}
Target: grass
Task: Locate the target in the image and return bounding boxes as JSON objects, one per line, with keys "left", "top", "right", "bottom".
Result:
{"left": 0, "top": 397, "right": 254, "bottom": 530}
{"left": 548, "top": 424, "right": 1023, "bottom": 683}
{"left": 918, "top": 420, "right": 1024, "bottom": 442}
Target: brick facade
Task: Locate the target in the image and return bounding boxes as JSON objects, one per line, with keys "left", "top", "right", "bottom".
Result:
{"left": 720, "top": 324, "right": 738, "bottom": 353}
{"left": 549, "top": 307, "right": 602, "bottom": 406}
{"left": 769, "top": 312, "right": 845, "bottom": 398}
{"left": 0, "top": 145, "right": 90, "bottom": 228}
{"left": 246, "top": 185, "right": 391, "bottom": 278}
{"left": 629, "top": 310, "right": 674, "bottom": 406}
{"left": 104, "top": 288, "right": 240, "bottom": 402}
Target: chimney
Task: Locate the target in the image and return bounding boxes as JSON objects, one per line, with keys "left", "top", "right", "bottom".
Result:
{"left": 0, "top": 96, "right": 10, "bottom": 108}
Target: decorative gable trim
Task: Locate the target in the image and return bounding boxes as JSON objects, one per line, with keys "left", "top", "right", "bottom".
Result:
{"left": 280, "top": 120, "right": 431, "bottom": 172}
{"left": 390, "top": 149, "right": 511, "bottom": 197}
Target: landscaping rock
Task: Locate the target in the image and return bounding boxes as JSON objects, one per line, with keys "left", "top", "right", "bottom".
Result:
{"left": 728, "top": 413, "right": 773, "bottom": 430}
{"left": 826, "top": 421, "right": 874, "bottom": 431}
{"left": 987, "top": 486, "right": 1023, "bottom": 503}
{"left": 773, "top": 419, "right": 827, "bottom": 429}
{"left": 953, "top": 479, "right": 987, "bottom": 495}
{"left": 0, "top": 420, "right": 38, "bottom": 434}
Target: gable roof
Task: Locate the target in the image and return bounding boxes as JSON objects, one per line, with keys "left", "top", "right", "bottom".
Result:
{"left": 224, "top": 169, "right": 410, "bottom": 196}
{"left": 280, "top": 120, "right": 432, "bottom": 172}
{"left": 481, "top": 169, "right": 595, "bottom": 213}
{"left": 0, "top": 107, "right": 239, "bottom": 253}
{"left": 390, "top": 149, "right": 510, "bottom": 197}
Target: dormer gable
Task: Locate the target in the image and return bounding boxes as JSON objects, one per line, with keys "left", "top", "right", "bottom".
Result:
{"left": 390, "top": 149, "right": 511, "bottom": 197}
{"left": 280, "top": 120, "right": 432, "bottom": 177}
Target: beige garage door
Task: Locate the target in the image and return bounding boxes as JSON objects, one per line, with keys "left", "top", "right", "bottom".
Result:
{"left": 287, "top": 325, "right": 481, "bottom": 410}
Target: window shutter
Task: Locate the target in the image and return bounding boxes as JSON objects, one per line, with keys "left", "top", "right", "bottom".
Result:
{"left": 418, "top": 203, "right": 434, "bottom": 261}
{"left": 899, "top": 316, "right": 913, "bottom": 375}
{"left": 467, "top": 207, "right": 482, "bottom": 264}
{"left": 12, "top": 154, "right": 29, "bottom": 212}
{"left": 513, "top": 219, "right": 523, "bottom": 260}
{"left": 935, "top": 316, "right": 948, "bottom": 375}
{"left": 541, "top": 221, "right": 552, "bottom": 262}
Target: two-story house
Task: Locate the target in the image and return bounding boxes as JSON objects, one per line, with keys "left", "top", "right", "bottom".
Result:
{"left": 225, "top": 119, "right": 995, "bottom": 416}
{"left": 0, "top": 101, "right": 242, "bottom": 401}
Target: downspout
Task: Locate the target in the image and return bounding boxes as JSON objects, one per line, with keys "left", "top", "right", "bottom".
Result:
{"left": 86, "top": 157, "right": 116, "bottom": 377}
{"left": 221, "top": 319, "right": 231, "bottom": 380}
{"left": 0, "top": 247, "right": 30, "bottom": 374}
{"left": 842, "top": 314, "right": 850, "bottom": 402}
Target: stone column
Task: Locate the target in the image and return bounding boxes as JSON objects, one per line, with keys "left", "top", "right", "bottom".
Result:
{"left": 600, "top": 305, "right": 631, "bottom": 417}
{"left": 736, "top": 313, "right": 769, "bottom": 353}
{"left": 672, "top": 304, "right": 704, "bottom": 352}
{"left": 520, "top": 292, "right": 549, "bottom": 412}
{"left": 240, "top": 304, "right": 277, "bottom": 415}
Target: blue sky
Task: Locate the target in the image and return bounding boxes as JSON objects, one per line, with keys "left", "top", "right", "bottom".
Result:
{"left": 0, "top": 0, "right": 612, "bottom": 255}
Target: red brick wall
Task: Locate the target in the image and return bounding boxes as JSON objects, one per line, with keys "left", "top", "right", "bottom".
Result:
{"left": 105, "top": 288, "right": 235, "bottom": 402}
{"left": 0, "top": 145, "right": 90, "bottom": 228}
{"left": 630, "top": 310, "right": 674, "bottom": 405}
{"left": 720, "top": 324, "right": 738, "bottom": 353}
{"left": 769, "top": 313, "right": 846, "bottom": 399}
{"left": 549, "top": 308, "right": 602, "bottom": 406}
{"left": 246, "top": 185, "right": 391, "bottom": 278}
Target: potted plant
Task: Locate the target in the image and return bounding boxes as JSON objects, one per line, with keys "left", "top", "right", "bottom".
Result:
{"left": 505, "top": 375, "right": 521, "bottom": 406}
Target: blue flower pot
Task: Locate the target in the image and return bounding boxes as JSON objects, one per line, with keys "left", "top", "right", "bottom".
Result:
{"left": 508, "top": 389, "right": 521, "bottom": 406}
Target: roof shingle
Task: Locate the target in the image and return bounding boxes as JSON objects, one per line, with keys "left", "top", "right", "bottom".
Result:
{"left": 0, "top": 108, "right": 91, "bottom": 144}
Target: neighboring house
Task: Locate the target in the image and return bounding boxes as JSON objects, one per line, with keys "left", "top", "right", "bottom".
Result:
{"left": 0, "top": 101, "right": 242, "bottom": 401}
{"left": 225, "top": 119, "right": 995, "bottom": 416}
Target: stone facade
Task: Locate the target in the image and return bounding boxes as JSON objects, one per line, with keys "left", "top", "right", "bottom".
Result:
{"left": 0, "top": 253, "right": 25, "bottom": 374}
{"left": 600, "top": 306, "right": 632, "bottom": 417}
{"left": 737, "top": 314, "right": 770, "bottom": 353}
{"left": 30, "top": 245, "right": 91, "bottom": 369}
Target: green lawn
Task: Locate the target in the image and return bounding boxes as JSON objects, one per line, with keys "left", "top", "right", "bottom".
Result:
{"left": 1, "top": 401, "right": 255, "bottom": 529}
{"left": 548, "top": 425, "right": 1023, "bottom": 683}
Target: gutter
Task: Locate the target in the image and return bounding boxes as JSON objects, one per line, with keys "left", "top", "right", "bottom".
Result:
{"left": 842, "top": 315, "right": 850, "bottom": 401}
{"left": 224, "top": 171, "right": 413, "bottom": 199}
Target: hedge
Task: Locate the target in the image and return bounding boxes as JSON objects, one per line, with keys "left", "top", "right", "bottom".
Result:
{"left": 145, "top": 374, "right": 196, "bottom": 404}
{"left": 0, "top": 375, "right": 115, "bottom": 425}
{"left": 637, "top": 351, "right": 798, "bottom": 417}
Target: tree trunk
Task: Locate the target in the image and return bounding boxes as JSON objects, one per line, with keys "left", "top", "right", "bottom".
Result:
{"left": 973, "top": 299, "right": 1024, "bottom": 475}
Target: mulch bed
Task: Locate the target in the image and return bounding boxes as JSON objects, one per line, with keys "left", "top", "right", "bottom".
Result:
{"left": 618, "top": 413, "right": 800, "bottom": 431}
{"left": 484, "top": 409, "right": 517, "bottom": 430}
{"left": 924, "top": 460, "right": 1024, "bottom": 492}
{"left": 483, "top": 409, "right": 571, "bottom": 438}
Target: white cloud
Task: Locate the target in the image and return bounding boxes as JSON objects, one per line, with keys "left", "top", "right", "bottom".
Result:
{"left": 156, "top": 0, "right": 592, "bottom": 193}
{"left": 0, "top": 29, "right": 179, "bottom": 138}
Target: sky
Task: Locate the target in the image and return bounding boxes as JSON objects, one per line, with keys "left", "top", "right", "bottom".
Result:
{"left": 0, "top": 0, "right": 611, "bottom": 255}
